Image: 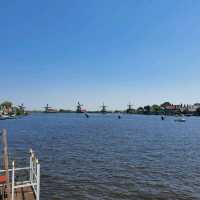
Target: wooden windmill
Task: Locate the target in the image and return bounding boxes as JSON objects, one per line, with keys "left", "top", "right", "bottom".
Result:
{"left": 76, "top": 102, "right": 83, "bottom": 113}
{"left": 127, "top": 102, "right": 134, "bottom": 113}
{"left": 100, "top": 103, "right": 107, "bottom": 113}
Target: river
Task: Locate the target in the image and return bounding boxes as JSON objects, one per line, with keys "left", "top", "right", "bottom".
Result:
{"left": 0, "top": 113, "right": 200, "bottom": 200}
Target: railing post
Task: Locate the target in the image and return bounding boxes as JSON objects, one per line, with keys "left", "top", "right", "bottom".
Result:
{"left": 11, "top": 161, "right": 15, "bottom": 200}
{"left": 36, "top": 160, "right": 40, "bottom": 200}
{"left": 32, "top": 153, "right": 35, "bottom": 182}
{"left": 30, "top": 149, "right": 33, "bottom": 183}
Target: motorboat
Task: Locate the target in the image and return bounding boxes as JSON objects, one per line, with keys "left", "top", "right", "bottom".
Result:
{"left": 174, "top": 118, "right": 186, "bottom": 122}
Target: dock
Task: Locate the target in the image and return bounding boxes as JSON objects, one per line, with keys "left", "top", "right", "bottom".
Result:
{"left": 12, "top": 187, "right": 35, "bottom": 200}
{"left": 0, "top": 129, "right": 40, "bottom": 200}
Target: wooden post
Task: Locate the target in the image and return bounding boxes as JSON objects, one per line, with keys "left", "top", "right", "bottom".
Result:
{"left": 2, "top": 129, "right": 11, "bottom": 200}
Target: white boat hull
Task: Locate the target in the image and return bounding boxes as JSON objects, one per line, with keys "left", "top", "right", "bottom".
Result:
{"left": 174, "top": 118, "right": 186, "bottom": 122}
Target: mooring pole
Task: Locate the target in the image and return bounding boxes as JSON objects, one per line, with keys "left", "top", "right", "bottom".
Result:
{"left": 2, "top": 129, "right": 11, "bottom": 200}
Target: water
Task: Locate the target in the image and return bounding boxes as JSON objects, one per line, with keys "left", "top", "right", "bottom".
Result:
{"left": 0, "top": 113, "right": 200, "bottom": 200}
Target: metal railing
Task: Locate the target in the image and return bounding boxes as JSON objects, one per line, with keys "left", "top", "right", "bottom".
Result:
{"left": 0, "top": 149, "right": 40, "bottom": 200}
{"left": 29, "top": 149, "right": 40, "bottom": 200}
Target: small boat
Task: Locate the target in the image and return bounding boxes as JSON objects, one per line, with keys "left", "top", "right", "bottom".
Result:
{"left": 174, "top": 118, "right": 186, "bottom": 122}
{"left": 7, "top": 115, "right": 16, "bottom": 119}
{"left": 0, "top": 114, "right": 16, "bottom": 120}
{"left": 185, "top": 114, "right": 192, "bottom": 117}
{"left": 0, "top": 115, "right": 10, "bottom": 120}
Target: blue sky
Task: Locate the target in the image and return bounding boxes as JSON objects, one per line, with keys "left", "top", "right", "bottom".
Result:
{"left": 0, "top": 0, "right": 200, "bottom": 110}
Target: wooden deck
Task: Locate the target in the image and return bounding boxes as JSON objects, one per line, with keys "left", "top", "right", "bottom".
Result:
{"left": 14, "top": 186, "right": 35, "bottom": 200}
{"left": 0, "top": 185, "right": 35, "bottom": 200}
{"left": 1, "top": 129, "right": 39, "bottom": 200}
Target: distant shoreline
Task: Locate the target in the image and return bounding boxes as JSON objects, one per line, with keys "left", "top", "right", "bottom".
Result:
{"left": 29, "top": 111, "right": 200, "bottom": 117}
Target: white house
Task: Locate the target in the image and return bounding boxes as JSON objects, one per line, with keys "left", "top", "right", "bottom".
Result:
{"left": 188, "top": 103, "right": 200, "bottom": 112}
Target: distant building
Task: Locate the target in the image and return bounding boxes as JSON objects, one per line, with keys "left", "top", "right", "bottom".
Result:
{"left": 187, "top": 103, "right": 200, "bottom": 112}
{"left": 161, "top": 103, "right": 200, "bottom": 114}
{"left": 161, "top": 104, "right": 182, "bottom": 114}
{"left": 0, "top": 105, "right": 13, "bottom": 115}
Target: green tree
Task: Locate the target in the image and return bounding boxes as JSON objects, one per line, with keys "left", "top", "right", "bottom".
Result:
{"left": 137, "top": 107, "right": 144, "bottom": 114}
{"left": 160, "top": 102, "right": 171, "bottom": 108}
{"left": 151, "top": 104, "right": 161, "bottom": 113}
{"left": 16, "top": 108, "right": 23, "bottom": 115}
{"left": 144, "top": 105, "right": 151, "bottom": 114}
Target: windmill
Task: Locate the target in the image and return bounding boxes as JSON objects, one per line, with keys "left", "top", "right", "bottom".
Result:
{"left": 100, "top": 103, "right": 107, "bottom": 113}
{"left": 44, "top": 104, "right": 51, "bottom": 112}
{"left": 43, "top": 104, "right": 57, "bottom": 113}
{"left": 127, "top": 102, "right": 134, "bottom": 113}
{"left": 76, "top": 102, "right": 83, "bottom": 113}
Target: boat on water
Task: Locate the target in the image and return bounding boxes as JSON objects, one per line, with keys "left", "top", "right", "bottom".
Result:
{"left": 0, "top": 114, "right": 16, "bottom": 120}
{"left": 174, "top": 118, "right": 186, "bottom": 122}
{"left": 185, "top": 114, "right": 193, "bottom": 117}
{"left": 0, "top": 115, "right": 9, "bottom": 120}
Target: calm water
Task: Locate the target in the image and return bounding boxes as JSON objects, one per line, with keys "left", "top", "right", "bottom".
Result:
{"left": 0, "top": 113, "right": 200, "bottom": 200}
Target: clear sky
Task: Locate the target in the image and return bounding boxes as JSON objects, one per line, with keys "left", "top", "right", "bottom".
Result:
{"left": 0, "top": 0, "right": 200, "bottom": 110}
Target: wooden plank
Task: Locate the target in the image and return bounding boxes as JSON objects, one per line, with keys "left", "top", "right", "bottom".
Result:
{"left": 15, "top": 186, "right": 35, "bottom": 200}
{"left": 2, "top": 129, "right": 11, "bottom": 200}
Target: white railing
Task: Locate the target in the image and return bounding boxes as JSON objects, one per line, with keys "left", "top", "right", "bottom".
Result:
{"left": 29, "top": 149, "right": 40, "bottom": 200}
{"left": 0, "top": 149, "right": 40, "bottom": 200}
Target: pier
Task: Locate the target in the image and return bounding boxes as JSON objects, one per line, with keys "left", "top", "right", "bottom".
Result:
{"left": 0, "top": 129, "right": 40, "bottom": 200}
